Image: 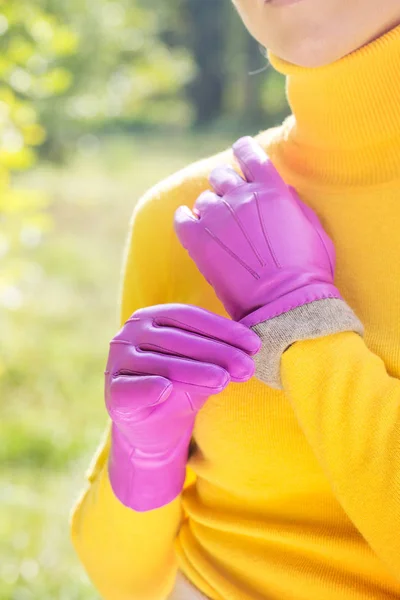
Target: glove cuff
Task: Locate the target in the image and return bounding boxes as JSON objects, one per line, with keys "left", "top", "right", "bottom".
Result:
{"left": 251, "top": 298, "right": 364, "bottom": 390}
{"left": 108, "top": 423, "right": 190, "bottom": 512}
{"left": 239, "top": 283, "right": 342, "bottom": 328}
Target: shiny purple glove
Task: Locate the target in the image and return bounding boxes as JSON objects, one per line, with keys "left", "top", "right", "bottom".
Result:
{"left": 174, "top": 136, "right": 342, "bottom": 328}
{"left": 105, "top": 304, "right": 260, "bottom": 512}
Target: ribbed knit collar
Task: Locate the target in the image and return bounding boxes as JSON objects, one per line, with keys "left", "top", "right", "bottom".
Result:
{"left": 268, "top": 24, "right": 400, "bottom": 187}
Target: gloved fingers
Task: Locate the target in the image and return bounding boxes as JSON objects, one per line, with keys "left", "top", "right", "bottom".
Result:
{"left": 107, "top": 343, "right": 231, "bottom": 396}
{"left": 130, "top": 304, "right": 261, "bottom": 355}
{"left": 106, "top": 374, "right": 172, "bottom": 424}
{"left": 209, "top": 165, "right": 246, "bottom": 196}
{"left": 174, "top": 191, "right": 221, "bottom": 235}
{"left": 192, "top": 189, "right": 224, "bottom": 216}
{"left": 176, "top": 192, "right": 266, "bottom": 283}
{"left": 111, "top": 321, "right": 255, "bottom": 382}
{"left": 131, "top": 325, "right": 255, "bottom": 382}
{"left": 232, "top": 136, "right": 286, "bottom": 192}
{"left": 174, "top": 204, "right": 202, "bottom": 250}
{"left": 232, "top": 136, "right": 269, "bottom": 181}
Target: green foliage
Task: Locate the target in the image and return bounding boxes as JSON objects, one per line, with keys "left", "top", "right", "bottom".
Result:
{"left": 0, "top": 0, "right": 79, "bottom": 313}
{"left": 0, "top": 0, "right": 289, "bottom": 162}
{"left": 34, "top": 0, "right": 196, "bottom": 157}
{"left": 0, "top": 2, "right": 77, "bottom": 99}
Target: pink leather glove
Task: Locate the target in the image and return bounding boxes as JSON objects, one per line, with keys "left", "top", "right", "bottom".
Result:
{"left": 174, "top": 136, "right": 341, "bottom": 328}
{"left": 105, "top": 303, "right": 260, "bottom": 512}
{"left": 174, "top": 137, "right": 363, "bottom": 390}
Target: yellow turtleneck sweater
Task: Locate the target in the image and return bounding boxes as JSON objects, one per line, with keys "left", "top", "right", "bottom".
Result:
{"left": 71, "top": 25, "right": 400, "bottom": 600}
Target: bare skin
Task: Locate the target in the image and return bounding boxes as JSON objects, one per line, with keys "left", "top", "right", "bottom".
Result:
{"left": 232, "top": 0, "right": 400, "bottom": 67}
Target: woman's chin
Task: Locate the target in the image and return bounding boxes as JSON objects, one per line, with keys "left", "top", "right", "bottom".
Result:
{"left": 270, "top": 37, "right": 354, "bottom": 68}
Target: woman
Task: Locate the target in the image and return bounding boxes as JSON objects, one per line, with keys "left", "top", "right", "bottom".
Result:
{"left": 71, "top": 1, "right": 400, "bottom": 598}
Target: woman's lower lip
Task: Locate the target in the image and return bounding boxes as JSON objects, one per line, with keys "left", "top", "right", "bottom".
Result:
{"left": 265, "top": 0, "right": 305, "bottom": 6}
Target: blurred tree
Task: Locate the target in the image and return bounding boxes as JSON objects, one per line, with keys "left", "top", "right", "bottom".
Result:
{"left": 0, "top": 0, "right": 77, "bottom": 309}
{"left": 34, "top": 0, "right": 196, "bottom": 158}
{"left": 184, "top": 0, "right": 226, "bottom": 125}
{"left": 0, "top": 0, "right": 289, "bottom": 162}
{"left": 173, "top": 0, "right": 288, "bottom": 131}
{"left": 221, "top": 0, "right": 289, "bottom": 131}
{"left": 34, "top": 0, "right": 287, "bottom": 153}
{"left": 0, "top": 0, "right": 199, "bottom": 313}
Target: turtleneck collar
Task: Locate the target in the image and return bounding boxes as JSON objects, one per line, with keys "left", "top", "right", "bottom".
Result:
{"left": 267, "top": 24, "right": 400, "bottom": 187}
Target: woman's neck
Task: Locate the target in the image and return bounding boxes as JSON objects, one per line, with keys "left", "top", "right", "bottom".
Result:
{"left": 267, "top": 24, "right": 400, "bottom": 187}
{"left": 365, "top": 16, "right": 400, "bottom": 47}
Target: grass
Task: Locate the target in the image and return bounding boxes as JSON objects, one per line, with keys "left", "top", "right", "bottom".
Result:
{"left": 0, "top": 131, "right": 234, "bottom": 600}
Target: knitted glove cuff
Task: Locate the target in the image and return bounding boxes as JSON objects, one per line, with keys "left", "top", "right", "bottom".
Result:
{"left": 252, "top": 299, "right": 364, "bottom": 390}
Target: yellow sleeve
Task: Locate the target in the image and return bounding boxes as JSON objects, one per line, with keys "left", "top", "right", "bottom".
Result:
{"left": 70, "top": 185, "right": 196, "bottom": 600}
{"left": 281, "top": 331, "right": 400, "bottom": 580}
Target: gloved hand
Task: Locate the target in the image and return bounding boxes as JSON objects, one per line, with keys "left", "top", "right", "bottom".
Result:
{"left": 174, "top": 136, "right": 341, "bottom": 328}
{"left": 174, "top": 137, "right": 363, "bottom": 390}
{"left": 105, "top": 303, "right": 260, "bottom": 512}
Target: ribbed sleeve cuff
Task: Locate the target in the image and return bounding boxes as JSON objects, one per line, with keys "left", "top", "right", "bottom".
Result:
{"left": 252, "top": 299, "right": 364, "bottom": 390}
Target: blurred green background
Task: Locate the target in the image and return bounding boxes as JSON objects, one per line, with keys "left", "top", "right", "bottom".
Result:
{"left": 0, "top": 1, "right": 289, "bottom": 598}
